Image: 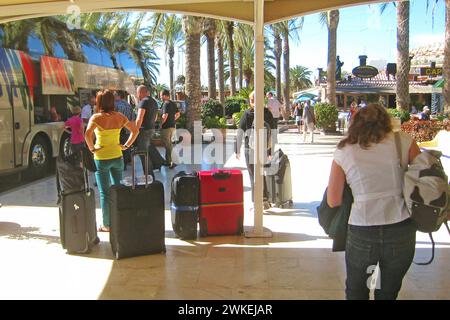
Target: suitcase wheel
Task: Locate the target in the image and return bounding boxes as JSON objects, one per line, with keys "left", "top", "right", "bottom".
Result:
{"left": 199, "top": 218, "right": 208, "bottom": 237}
{"left": 237, "top": 216, "right": 244, "bottom": 235}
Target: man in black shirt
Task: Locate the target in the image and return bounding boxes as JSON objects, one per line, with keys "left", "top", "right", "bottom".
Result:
{"left": 235, "top": 91, "right": 276, "bottom": 208}
{"left": 135, "top": 85, "right": 158, "bottom": 169}
{"left": 160, "top": 89, "right": 180, "bottom": 169}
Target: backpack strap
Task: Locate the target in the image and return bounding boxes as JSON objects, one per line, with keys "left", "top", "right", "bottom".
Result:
{"left": 413, "top": 232, "right": 435, "bottom": 265}
{"left": 394, "top": 132, "right": 405, "bottom": 171}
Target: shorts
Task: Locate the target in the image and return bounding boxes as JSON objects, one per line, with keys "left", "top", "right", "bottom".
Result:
{"left": 295, "top": 116, "right": 302, "bottom": 126}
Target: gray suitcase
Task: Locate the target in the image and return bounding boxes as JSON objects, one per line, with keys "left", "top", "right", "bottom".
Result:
{"left": 265, "top": 149, "right": 293, "bottom": 208}
{"left": 57, "top": 158, "right": 99, "bottom": 254}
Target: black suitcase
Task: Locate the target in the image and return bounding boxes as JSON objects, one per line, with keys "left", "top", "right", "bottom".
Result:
{"left": 264, "top": 149, "right": 293, "bottom": 208}
{"left": 56, "top": 155, "right": 99, "bottom": 254}
{"left": 148, "top": 143, "right": 165, "bottom": 170}
{"left": 110, "top": 152, "right": 166, "bottom": 259}
{"left": 171, "top": 171, "right": 199, "bottom": 239}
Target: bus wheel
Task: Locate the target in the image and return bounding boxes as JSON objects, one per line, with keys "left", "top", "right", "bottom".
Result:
{"left": 27, "top": 136, "right": 50, "bottom": 179}
{"left": 61, "top": 133, "right": 71, "bottom": 159}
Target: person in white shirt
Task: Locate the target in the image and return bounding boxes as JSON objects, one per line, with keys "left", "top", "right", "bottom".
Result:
{"left": 81, "top": 96, "right": 96, "bottom": 124}
{"left": 327, "top": 103, "right": 421, "bottom": 300}
{"left": 266, "top": 92, "right": 281, "bottom": 145}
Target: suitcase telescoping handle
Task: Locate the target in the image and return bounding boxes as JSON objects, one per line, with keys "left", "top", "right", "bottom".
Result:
{"left": 131, "top": 151, "right": 149, "bottom": 189}
{"left": 212, "top": 170, "right": 231, "bottom": 180}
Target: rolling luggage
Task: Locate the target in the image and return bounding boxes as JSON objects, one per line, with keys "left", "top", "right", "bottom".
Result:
{"left": 198, "top": 170, "right": 244, "bottom": 236}
{"left": 148, "top": 143, "right": 165, "bottom": 170}
{"left": 171, "top": 171, "right": 199, "bottom": 239}
{"left": 264, "top": 149, "right": 293, "bottom": 208}
{"left": 56, "top": 154, "right": 99, "bottom": 254}
{"left": 110, "top": 152, "right": 166, "bottom": 259}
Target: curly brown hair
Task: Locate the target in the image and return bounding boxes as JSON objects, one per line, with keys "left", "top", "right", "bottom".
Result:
{"left": 95, "top": 89, "right": 115, "bottom": 113}
{"left": 338, "top": 103, "right": 393, "bottom": 149}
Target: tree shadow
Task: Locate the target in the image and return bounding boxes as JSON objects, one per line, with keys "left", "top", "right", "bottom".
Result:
{"left": 0, "top": 221, "right": 61, "bottom": 244}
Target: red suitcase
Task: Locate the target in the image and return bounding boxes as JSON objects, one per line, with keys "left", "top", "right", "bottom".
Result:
{"left": 198, "top": 169, "right": 244, "bottom": 236}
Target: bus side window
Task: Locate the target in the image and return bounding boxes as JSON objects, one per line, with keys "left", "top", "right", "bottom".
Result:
{"left": 33, "top": 88, "right": 49, "bottom": 124}
{"left": 49, "top": 95, "right": 68, "bottom": 122}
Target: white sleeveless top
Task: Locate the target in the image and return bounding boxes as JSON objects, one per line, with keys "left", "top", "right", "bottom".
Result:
{"left": 334, "top": 131, "right": 413, "bottom": 226}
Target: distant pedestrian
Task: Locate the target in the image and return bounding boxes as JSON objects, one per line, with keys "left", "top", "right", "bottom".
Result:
{"left": 419, "top": 106, "right": 431, "bottom": 120}
{"left": 266, "top": 92, "right": 282, "bottom": 145}
{"left": 64, "top": 105, "right": 84, "bottom": 163}
{"left": 115, "top": 91, "right": 135, "bottom": 170}
{"left": 293, "top": 103, "right": 303, "bottom": 134}
{"left": 135, "top": 85, "right": 159, "bottom": 170}
{"left": 81, "top": 96, "right": 96, "bottom": 125}
{"left": 160, "top": 89, "right": 180, "bottom": 169}
{"left": 302, "top": 100, "right": 315, "bottom": 143}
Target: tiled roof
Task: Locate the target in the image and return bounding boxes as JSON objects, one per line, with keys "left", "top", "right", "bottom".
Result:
{"left": 336, "top": 73, "right": 436, "bottom": 94}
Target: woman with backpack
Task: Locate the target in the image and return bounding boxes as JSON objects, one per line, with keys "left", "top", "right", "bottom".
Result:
{"left": 327, "top": 103, "right": 421, "bottom": 300}
{"left": 235, "top": 91, "right": 276, "bottom": 209}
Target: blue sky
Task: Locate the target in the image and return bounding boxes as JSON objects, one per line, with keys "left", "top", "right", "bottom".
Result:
{"left": 156, "top": 0, "right": 445, "bottom": 86}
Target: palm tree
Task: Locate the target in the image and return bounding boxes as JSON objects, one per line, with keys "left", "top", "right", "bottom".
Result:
{"left": 226, "top": 21, "right": 236, "bottom": 96}
{"left": 203, "top": 18, "right": 217, "bottom": 100}
{"left": 290, "top": 65, "right": 313, "bottom": 92}
{"left": 1, "top": 20, "right": 36, "bottom": 52}
{"left": 183, "top": 15, "right": 204, "bottom": 134}
{"left": 320, "top": 10, "right": 340, "bottom": 107}
{"left": 379, "top": 2, "right": 410, "bottom": 111}
{"left": 396, "top": 1, "right": 410, "bottom": 110}
{"left": 279, "top": 18, "right": 303, "bottom": 114}
{"left": 129, "top": 35, "right": 160, "bottom": 89}
{"left": 153, "top": 14, "right": 184, "bottom": 100}
{"left": 269, "top": 25, "right": 283, "bottom": 101}
{"left": 216, "top": 21, "right": 227, "bottom": 104}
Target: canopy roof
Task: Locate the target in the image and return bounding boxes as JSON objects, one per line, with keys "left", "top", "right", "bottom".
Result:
{"left": 0, "top": 0, "right": 388, "bottom": 25}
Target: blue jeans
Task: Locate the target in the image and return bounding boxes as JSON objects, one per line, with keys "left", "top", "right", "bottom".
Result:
{"left": 345, "top": 219, "right": 416, "bottom": 300}
{"left": 94, "top": 157, "right": 124, "bottom": 227}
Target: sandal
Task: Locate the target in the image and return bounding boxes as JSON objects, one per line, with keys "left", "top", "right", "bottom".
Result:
{"left": 98, "top": 226, "right": 110, "bottom": 232}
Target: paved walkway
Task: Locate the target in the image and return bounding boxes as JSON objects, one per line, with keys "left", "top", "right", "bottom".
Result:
{"left": 0, "top": 129, "right": 449, "bottom": 300}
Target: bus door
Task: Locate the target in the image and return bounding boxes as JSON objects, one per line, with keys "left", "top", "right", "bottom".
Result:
{"left": 0, "top": 87, "right": 14, "bottom": 171}
{"left": 11, "top": 85, "right": 32, "bottom": 167}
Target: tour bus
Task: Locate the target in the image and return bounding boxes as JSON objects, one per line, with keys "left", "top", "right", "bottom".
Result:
{"left": 0, "top": 37, "right": 139, "bottom": 179}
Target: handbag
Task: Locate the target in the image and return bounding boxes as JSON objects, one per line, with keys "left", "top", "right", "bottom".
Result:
{"left": 394, "top": 132, "right": 449, "bottom": 265}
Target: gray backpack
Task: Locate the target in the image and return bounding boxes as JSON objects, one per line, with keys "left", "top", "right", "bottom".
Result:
{"left": 395, "top": 132, "right": 450, "bottom": 264}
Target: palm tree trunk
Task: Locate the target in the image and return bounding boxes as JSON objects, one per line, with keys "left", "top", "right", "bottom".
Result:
{"left": 396, "top": 1, "right": 410, "bottom": 111}
{"left": 327, "top": 10, "right": 339, "bottom": 107}
{"left": 282, "top": 31, "right": 290, "bottom": 114}
{"left": 238, "top": 47, "right": 243, "bottom": 91}
{"left": 226, "top": 22, "right": 236, "bottom": 96}
{"left": 203, "top": 19, "right": 217, "bottom": 100}
{"left": 274, "top": 29, "right": 282, "bottom": 102}
{"left": 110, "top": 53, "right": 119, "bottom": 69}
{"left": 169, "top": 47, "right": 175, "bottom": 100}
{"left": 444, "top": 0, "right": 450, "bottom": 113}
{"left": 183, "top": 16, "right": 203, "bottom": 135}
{"left": 217, "top": 34, "right": 225, "bottom": 105}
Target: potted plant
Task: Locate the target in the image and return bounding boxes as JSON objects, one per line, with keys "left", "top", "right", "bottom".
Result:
{"left": 314, "top": 103, "right": 339, "bottom": 133}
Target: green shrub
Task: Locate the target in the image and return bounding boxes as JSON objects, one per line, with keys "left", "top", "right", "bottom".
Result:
{"left": 386, "top": 108, "right": 410, "bottom": 123}
{"left": 203, "top": 116, "right": 228, "bottom": 129}
{"left": 314, "top": 103, "right": 338, "bottom": 130}
{"left": 233, "top": 110, "right": 245, "bottom": 127}
{"left": 202, "top": 99, "right": 224, "bottom": 121}
{"left": 176, "top": 112, "right": 187, "bottom": 129}
{"left": 224, "top": 96, "right": 246, "bottom": 117}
